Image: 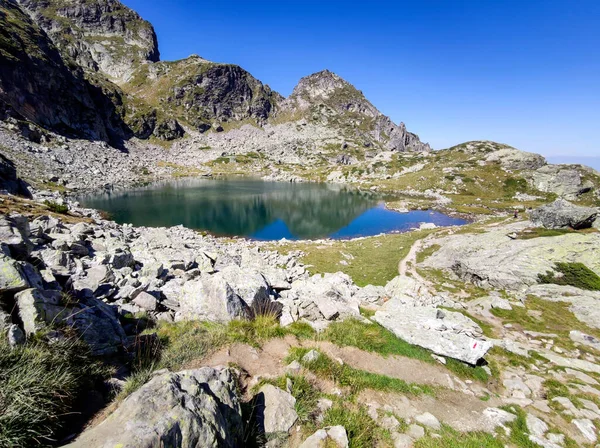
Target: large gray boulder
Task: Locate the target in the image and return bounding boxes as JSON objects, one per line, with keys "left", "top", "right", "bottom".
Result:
{"left": 256, "top": 384, "right": 298, "bottom": 435}
{"left": 530, "top": 199, "right": 598, "bottom": 229}
{"left": 65, "top": 367, "right": 243, "bottom": 448}
{"left": 14, "top": 288, "right": 126, "bottom": 355}
{"left": 217, "top": 265, "right": 272, "bottom": 312}
{"left": 175, "top": 275, "right": 250, "bottom": 322}
{"left": 373, "top": 299, "right": 492, "bottom": 365}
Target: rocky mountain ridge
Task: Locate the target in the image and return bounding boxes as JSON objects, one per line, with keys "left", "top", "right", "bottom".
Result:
{"left": 1, "top": 0, "right": 430, "bottom": 152}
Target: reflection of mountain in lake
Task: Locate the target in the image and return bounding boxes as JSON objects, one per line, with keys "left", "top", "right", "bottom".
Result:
{"left": 81, "top": 178, "right": 378, "bottom": 239}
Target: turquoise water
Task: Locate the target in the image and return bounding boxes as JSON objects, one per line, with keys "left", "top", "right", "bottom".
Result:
{"left": 80, "top": 178, "right": 466, "bottom": 240}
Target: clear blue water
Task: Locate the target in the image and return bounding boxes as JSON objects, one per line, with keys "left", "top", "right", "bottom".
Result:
{"left": 79, "top": 178, "right": 467, "bottom": 240}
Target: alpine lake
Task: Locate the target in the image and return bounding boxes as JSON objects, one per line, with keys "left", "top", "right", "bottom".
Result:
{"left": 80, "top": 178, "right": 467, "bottom": 240}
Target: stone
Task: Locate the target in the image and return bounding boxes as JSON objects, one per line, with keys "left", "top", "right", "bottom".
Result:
{"left": 392, "top": 433, "right": 414, "bottom": 448}
{"left": 0, "top": 215, "right": 33, "bottom": 260}
{"left": 65, "top": 368, "right": 243, "bottom": 448}
{"left": 0, "top": 256, "right": 33, "bottom": 294}
{"left": 217, "top": 265, "right": 272, "bottom": 313}
{"left": 257, "top": 384, "right": 298, "bottom": 434}
{"left": 483, "top": 407, "right": 517, "bottom": 426}
{"left": 7, "top": 324, "right": 25, "bottom": 347}
{"left": 572, "top": 418, "right": 597, "bottom": 442}
{"left": 415, "top": 412, "right": 441, "bottom": 430}
{"left": 407, "top": 424, "right": 425, "bottom": 439}
{"left": 176, "top": 276, "right": 250, "bottom": 322}
{"left": 530, "top": 199, "right": 597, "bottom": 229}
{"left": 15, "top": 288, "right": 67, "bottom": 335}
{"left": 131, "top": 291, "right": 158, "bottom": 311}
{"left": 525, "top": 413, "right": 548, "bottom": 438}
{"left": 373, "top": 302, "right": 492, "bottom": 365}
{"left": 285, "top": 360, "right": 302, "bottom": 375}
{"left": 302, "top": 349, "right": 321, "bottom": 363}
{"left": 299, "top": 426, "right": 348, "bottom": 448}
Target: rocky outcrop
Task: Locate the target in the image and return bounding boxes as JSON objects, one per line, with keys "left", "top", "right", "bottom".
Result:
{"left": 65, "top": 367, "right": 243, "bottom": 448}
{"left": 423, "top": 221, "right": 600, "bottom": 290}
{"left": 0, "top": 0, "right": 126, "bottom": 142}
{"left": 125, "top": 56, "right": 280, "bottom": 132}
{"left": 530, "top": 164, "right": 597, "bottom": 200}
{"left": 16, "top": 0, "right": 159, "bottom": 82}
{"left": 0, "top": 153, "right": 30, "bottom": 197}
{"left": 530, "top": 199, "right": 598, "bottom": 229}
{"left": 280, "top": 70, "right": 430, "bottom": 152}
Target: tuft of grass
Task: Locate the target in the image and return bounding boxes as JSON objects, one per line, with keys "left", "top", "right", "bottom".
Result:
{"left": 0, "top": 337, "right": 107, "bottom": 447}
{"left": 43, "top": 200, "right": 68, "bottom": 214}
{"left": 323, "top": 318, "right": 433, "bottom": 362}
{"left": 538, "top": 262, "right": 600, "bottom": 291}
{"left": 322, "top": 403, "right": 388, "bottom": 448}
{"left": 266, "top": 375, "right": 321, "bottom": 424}
{"left": 513, "top": 227, "right": 589, "bottom": 240}
{"left": 287, "top": 347, "right": 434, "bottom": 396}
{"left": 415, "top": 424, "right": 503, "bottom": 448}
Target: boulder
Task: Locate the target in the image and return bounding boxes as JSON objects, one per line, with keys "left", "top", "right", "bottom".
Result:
{"left": 373, "top": 300, "right": 492, "bottom": 365}
{"left": 15, "top": 288, "right": 67, "bottom": 335}
{"left": 300, "top": 426, "right": 349, "bottom": 448}
{"left": 65, "top": 367, "right": 243, "bottom": 448}
{"left": 256, "top": 384, "right": 298, "bottom": 435}
{"left": 0, "top": 215, "right": 33, "bottom": 260}
{"left": 132, "top": 291, "right": 158, "bottom": 311}
{"left": 530, "top": 199, "right": 597, "bottom": 229}
{"left": 175, "top": 276, "right": 250, "bottom": 322}
{"left": 0, "top": 256, "right": 41, "bottom": 294}
{"left": 216, "top": 265, "right": 272, "bottom": 312}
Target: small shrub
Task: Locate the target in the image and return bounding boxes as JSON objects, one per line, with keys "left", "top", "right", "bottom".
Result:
{"left": 503, "top": 177, "right": 528, "bottom": 196}
{"left": 538, "top": 262, "right": 600, "bottom": 291}
{"left": 44, "top": 200, "right": 68, "bottom": 214}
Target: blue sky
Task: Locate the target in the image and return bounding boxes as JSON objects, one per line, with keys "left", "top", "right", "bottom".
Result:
{"left": 122, "top": 0, "right": 599, "bottom": 163}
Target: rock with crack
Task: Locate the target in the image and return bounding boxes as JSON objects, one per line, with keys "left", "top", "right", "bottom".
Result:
{"left": 256, "top": 384, "right": 298, "bottom": 436}
{"left": 0, "top": 256, "right": 42, "bottom": 294}
{"left": 529, "top": 199, "right": 598, "bottom": 229}
{"left": 64, "top": 367, "right": 243, "bottom": 448}
{"left": 372, "top": 299, "right": 492, "bottom": 365}
{"left": 0, "top": 214, "right": 33, "bottom": 260}
{"left": 175, "top": 275, "right": 250, "bottom": 322}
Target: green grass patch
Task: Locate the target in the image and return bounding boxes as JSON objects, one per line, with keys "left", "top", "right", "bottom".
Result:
{"left": 538, "top": 262, "right": 600, "bottom": 291}
{"left": 322, "top": 403, "right": 390, "bottom": 448}
{"left": 416, "top": 244, "right": 441, "bottom": 263}
{"left": 0, "top": 337, "right": 107, "bottom": 447}
{"left": 43, "top": 200, "right": 68, "bottom": 214}
{"left": 323, "top": 319, "right": 433, "bottom": 362}
{"left": 513, "top": 227, "right": 586, "bottom": 240}
{"left": 322, "top": 319, "right": 490, "bottom": 382}
{"left": 415, "top": 424, "right": 503, "bottom": 448}
{"left": 273, "top": 230, "right": 434, "bottom": 287}
{"left": 287, "top": 347, "right": 434, "bottom": 396}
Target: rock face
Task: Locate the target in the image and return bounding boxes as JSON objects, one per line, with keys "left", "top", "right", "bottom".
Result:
{"left": 65, "top": 367, "right": 243, "bottom": 448}
{"left": 0, "top": 0, "right": 125, "bottom": 142}
{"left": 16, "top": 0, "right": 159, "bottom": 82}
{"left": 281, "top": 70, "right": 430, "bottom": 152}
{"left": 530, "top": 199, "right": 598, "bottom": 229}
{"left": 256, "top": 384, "right": 299, "bottom": 435}
{"left": 0, "top": 153, "right": 30, "bottom": 197}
